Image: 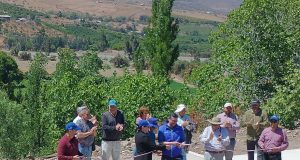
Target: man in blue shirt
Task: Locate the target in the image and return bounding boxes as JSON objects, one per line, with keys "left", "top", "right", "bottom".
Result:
{"left": 158, "top": 113, "right": 185, "bottom": 160}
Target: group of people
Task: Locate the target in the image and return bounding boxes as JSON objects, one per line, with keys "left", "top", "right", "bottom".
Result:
{"left": 134, "top": 104, "right": 195, "bottom": 160}
{"left": 57, "top": 99, "right": 125, "bottom": 160}
{"left": 200, "top": 100, "right": 288, "bottom": 160}
{"left": 57, "top": 98, "right": 289, "bottom": 160}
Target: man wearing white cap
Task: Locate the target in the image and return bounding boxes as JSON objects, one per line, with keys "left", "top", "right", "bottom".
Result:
{"left": 217, "top": 103, "right": 240, "bottom": 160}
{"left": 175, "top": 104, "right": 195, "bottom": 160}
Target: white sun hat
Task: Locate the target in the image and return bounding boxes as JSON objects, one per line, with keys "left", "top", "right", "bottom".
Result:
{"left": 175, "top": 104, "right": 186, "bottom": 113}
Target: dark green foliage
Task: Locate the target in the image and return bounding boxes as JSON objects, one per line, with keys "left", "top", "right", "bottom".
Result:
{"left": 78, "top": 52, "right": 103, "bottom": 76}
{"left": 110, "top": 55, "right": 130, "bottom": 68}
{"left": 97, "top": 32, "right": 109, "bottom": 52}
{"left": 0, "top": 51, "right": 23, "bottom": 99}
{"left": 141, "top": 0, "right": 179, "bottom": 77}
{"left": 0, "top": 91, "right": 32, "bottom": 159}
{"left": 189, "top": 0, "right": 300, "bottom": 126}
{"left": 124, "top": 34, "right": 139, "bottom": 60}
{"left": 0, "top": 2, "right": 47, "bottom": 19}
{"left": 32, "top": 28, "right": 48, "bottom": 51}
{"left": 265, "top": 64, "right": 300, "bottom": 129}
{"left": 106, "top": 74, "right": 176, "bottom": 138}
{"left": 25, "top": 53, "right": 47, "bottom": 154}
{"left": 138, "top": 15, "right": 150, "bottom": 24}
{"left": 18, "top": 51, "right": 31, "bottom": 61}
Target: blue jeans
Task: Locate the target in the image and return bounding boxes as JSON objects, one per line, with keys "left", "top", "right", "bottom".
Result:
{"left": 79, "top": 144, "right": 92, "bottom": 160}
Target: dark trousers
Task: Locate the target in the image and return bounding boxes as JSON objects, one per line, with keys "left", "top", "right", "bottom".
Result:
{"left": 161, "top": 155, "right": 183, "bottom": 160}
{"left": 247, "top": 140, "right": 264, "bottom": 160}
{"left": 264, "top": 152, "right": 281, "bottom": 160}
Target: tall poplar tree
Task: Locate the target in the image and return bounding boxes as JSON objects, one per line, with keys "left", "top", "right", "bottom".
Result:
{"left": 136, "top": 0, "right": 179, "bottom": 77}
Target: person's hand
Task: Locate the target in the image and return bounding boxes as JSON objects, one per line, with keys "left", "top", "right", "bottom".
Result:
{"left": 91, "top": 126, "right": 97, "bottom": 132}
{"left": 90, "top": 116, "right": 98, "bottom": 126}
{"left": 116, "top": 123, "right": 124, "bottom": 131}
{"left": 217, "top": 135, "right": 222, "bottom": 142}
{"left": 182, "top": 121, "right": 189, "bottom": 127}
{"left": 165, "top": 144, "right": 171, "bottom": 150}
{"left": 72, "top": 155, "right": 80, "bottom": 160}
{"left": 116, "top": 124, "right": 120, "bottom": 130}
{"left": 146, "top": 113, "right": 152, "bottom": 119}
{"left": 271, "top": 147, "right": 281, "bottom": 153}
{"left": 209, "top": 131, "right": 214, "bottom": 140}
{"left": 174, "top": 142, "right": 181, "bottom": 147}
{"left": 224, "top": 121, "right": 232, "bottom": 128}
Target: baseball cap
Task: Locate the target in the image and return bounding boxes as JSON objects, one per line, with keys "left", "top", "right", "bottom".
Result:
{"left": 138, "top": 120, "right": 151, "bottom": 127}
{"left": 269, "top": 115, "right": 279, "bottom": 122}
{"left": 250, "top": 99, "right": 260, "bottom": 106}
{"left": 224, "top": 103, "right": 233, "bottom": 108}
{"left": 148, "top": 117, "right": 159, "bottom": 128}
{"left": 65, "top": 122, "right": 81, "bottom": 131}
{"left": 108, "top": 99, "right": 117, "bottom": 107}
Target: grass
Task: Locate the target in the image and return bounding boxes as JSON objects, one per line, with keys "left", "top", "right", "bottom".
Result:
{"left": 169, "top": 80, "right": 197, "bottom": 93}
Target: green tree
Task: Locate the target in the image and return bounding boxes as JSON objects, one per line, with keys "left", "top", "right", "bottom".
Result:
{"left": 124, "top": 34, "right": 139, "bottom": 60}
{"left": 54, "top": 48, "right": 78, "bottom": 77}
{"left": 141, "top": 0, "right": 179, "bottom": 77}
{"left": 33, "top": 28, "right": 48, "bottom": 51}
{"left": 106, "top": 74, "right": 175, "bottom": 138}
{"left": 25, "top": 53, "right": 47, "bottom": 154}
{"left": 265, "top": 63, "right": 300, "bottom": 129}
{"left": 78, "top": 51, "right": 103, "bottom": 76}
{"left": 0, "top": 51, "right": 23, "bottom": 99}
{"left": 0, "top": 91, "right": 32, "bottom": 159}
{"left": 98, "top": 32, "right": 109, "bottom": 52}
{"left": 209, "top": 0, "right": 299, "bottom": 100}
{"left": 189, "top": 0, "right": 300, "bottom": 118}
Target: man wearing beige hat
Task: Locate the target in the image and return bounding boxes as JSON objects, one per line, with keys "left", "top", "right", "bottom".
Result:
{"left": 217, "top": 102, "right": 240, "bottom": 160}
{"left": 200, "top": 117, "right": 230, "bottom": 160}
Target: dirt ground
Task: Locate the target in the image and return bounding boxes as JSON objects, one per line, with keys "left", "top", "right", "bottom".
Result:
{"left": 189, "top": 127, "right": 300, "bottom": 155}
{"left": 1, "top": 0, "right": 226, "bottom": 22}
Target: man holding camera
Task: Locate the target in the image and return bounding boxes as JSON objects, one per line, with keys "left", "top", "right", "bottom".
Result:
{"left": 101, "top": 99, "right": 125, "bottom": 160}
{"left": 217, "top": 103, "right": 240, "bottom": 160}
{"left": 175, "top": 104, "right": 195, "bottom": 160}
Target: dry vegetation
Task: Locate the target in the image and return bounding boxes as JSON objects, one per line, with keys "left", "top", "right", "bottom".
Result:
{"left": 1, "top": 20, "right": 64, "bottom": 36}
{"left": 1, "top": 0, "right": 226, "bottom": 22}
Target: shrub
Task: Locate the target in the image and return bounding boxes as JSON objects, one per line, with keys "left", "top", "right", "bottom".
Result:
{"left": 18, "top": 51, "right": 31, "bottom": 61}
{"left": 0, "top": 91, "right": 32, "bottom": 159}
{"left": 110, "top": 55, "right": 129, "bottom": 68}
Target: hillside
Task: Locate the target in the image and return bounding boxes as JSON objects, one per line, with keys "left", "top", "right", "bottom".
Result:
{"left": 0, "top": 0, "right": 234, "bottom": 22}
{"left": 126, "top": 0, "right": 243, "bottom": 14}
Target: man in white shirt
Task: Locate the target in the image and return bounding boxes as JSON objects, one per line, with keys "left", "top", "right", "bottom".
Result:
{"left": 200, "top": 117, "right": 230, "bottom": 160}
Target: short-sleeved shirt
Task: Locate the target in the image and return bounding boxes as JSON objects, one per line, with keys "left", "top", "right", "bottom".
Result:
{"left": 76, "top": 119, "right": 94, "bottom": 146}
{"left": 57, "top": 134, "right": 79, "bottom": 160}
